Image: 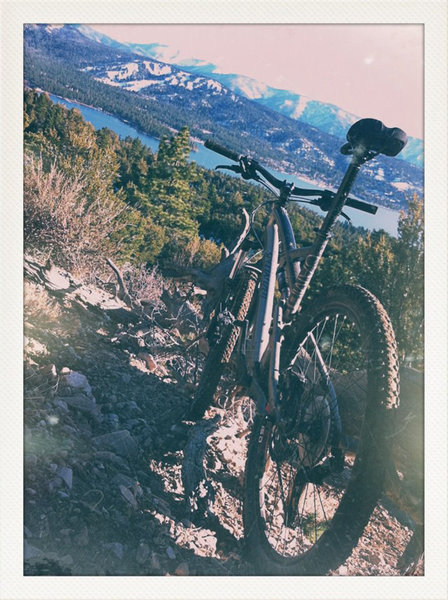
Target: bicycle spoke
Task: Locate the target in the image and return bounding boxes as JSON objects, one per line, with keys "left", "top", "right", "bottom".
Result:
{"left": 316, "top": 485, "right": 329, "bottom": 524}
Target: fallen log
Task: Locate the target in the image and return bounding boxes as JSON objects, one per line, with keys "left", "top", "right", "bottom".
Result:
{"left": 181, "top": 415, "right": 221, "bottom": 517}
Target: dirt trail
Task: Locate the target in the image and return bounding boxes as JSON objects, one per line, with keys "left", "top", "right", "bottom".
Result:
{"left": 23, "top": 274, "right": 422, "bottom": 576}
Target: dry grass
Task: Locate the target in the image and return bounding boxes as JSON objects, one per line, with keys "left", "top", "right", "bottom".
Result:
{"left": 24, "top": 280, "right": 62, "bottom": 325}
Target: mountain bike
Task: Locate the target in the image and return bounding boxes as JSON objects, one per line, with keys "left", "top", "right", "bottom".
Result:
{"left": 188, "top": 118, "right": 407, "bottom": 575}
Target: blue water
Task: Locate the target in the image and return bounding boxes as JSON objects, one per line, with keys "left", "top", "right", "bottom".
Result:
{"left": 48, "top": 94, "right": 399, "bottom": 236}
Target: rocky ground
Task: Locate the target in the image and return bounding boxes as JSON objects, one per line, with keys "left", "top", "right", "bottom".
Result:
{"left": 23, "top": 269, "right": 423, "bottom": 577}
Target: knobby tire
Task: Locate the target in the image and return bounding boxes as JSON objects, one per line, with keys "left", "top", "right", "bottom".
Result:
{"left": 243, "top": 285, "right": 400, "bottom": 575}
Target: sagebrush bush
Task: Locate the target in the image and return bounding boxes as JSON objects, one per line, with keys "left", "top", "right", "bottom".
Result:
{"left": 121, "top": 263, "right": 164, "bottom": 309}
{"left": 24, "top": 154, "right": 126, "bottom": 276}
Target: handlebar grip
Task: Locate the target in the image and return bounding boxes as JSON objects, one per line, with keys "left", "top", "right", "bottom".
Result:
{"left": 345, "top": 197, "right": 378, "bottom": 215}
{"left": 204, "top": 139, "right": 240, "bottom": 162}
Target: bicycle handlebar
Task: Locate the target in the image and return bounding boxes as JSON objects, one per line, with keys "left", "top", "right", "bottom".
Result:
{"left": 204, "top": 139, "right": 240, "bottom": 162}
{"left": 204, "top": 139, "right": 378, "bottom": 215}
{"left": 344, "top": 197, "right": 377, "bottom": 215}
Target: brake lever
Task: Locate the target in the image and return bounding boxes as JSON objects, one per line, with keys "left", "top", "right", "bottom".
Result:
{"left": 239, "top": 156, "right": 260, "bottom": 181}
{"left": 311, "top": 192, "right": 351, "bottom": 222}
{"left": 216, "top": 159, "right": 260, "bottom": 181}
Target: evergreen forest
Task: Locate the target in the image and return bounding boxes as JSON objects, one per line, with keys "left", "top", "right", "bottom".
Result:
{"left": 24, "top": 90, "right": 423, "bottom": 366}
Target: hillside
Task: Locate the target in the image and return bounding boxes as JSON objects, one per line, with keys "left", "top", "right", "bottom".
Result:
{"left": 23, "top": 256, "right": 423, "bottom": 576}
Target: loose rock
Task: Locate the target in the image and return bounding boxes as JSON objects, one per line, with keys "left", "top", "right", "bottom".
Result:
{"left": 175, "top": 562, "right": 189, "bottom": 576}
{"left": 93, "top": 430, "right": 138, "bottom": 459}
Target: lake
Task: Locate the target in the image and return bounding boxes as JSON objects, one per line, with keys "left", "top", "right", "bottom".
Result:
{"left": 48, "top": 94, "right": 400, "bottom": 236}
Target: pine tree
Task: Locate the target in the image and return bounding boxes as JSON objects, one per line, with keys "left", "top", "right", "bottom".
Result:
{"left": 389, "top": 194, "right": 424, "bottom": 364}
{"left": 145, "top": 127, "right": 201, "bottom": 237}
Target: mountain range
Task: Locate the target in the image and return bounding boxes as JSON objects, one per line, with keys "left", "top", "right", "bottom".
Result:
{"left": 24, "top": 24, "right": 423, "bottom": 210}
{"left": 76, "top": 24, "right": 423, "bottom": 169}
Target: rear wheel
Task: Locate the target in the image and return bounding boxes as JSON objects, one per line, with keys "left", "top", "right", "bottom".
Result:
{"left": 243, "top": 285, "right": 400, "bottom": 575}
{"left": 189, "top": 269, "right": 258, "bottom": 420}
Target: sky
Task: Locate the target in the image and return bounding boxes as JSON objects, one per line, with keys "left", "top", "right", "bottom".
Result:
{"left": 90, "top": 24, "right": 423, "bottom": 139}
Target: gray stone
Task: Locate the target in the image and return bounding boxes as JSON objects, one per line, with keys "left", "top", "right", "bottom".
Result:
{"left": 57, "top": 466, "right": 73, "bottom": 489}
{"left": 111, "top": 473, "right": 135, "bottom": 488}
{"left": 61, "top": 424, "right": 78, "bottom": 436}
{"left": 60, "top": 371, "right": 92, "bottom": 395}
{"left": 116, "top": 401, "right": 142, "bottom": 414}
{"left": 93, "top": 430, "right": 138, "bottom": 459}
{"left": 150, "top": 553, "right": 161, "bottom": 570}
{"left": 59, "top": 394, "right": 96, "bottom": 414}
{"left": 120, "top": 485, "right": 138, "bottom": 509}
{"left": 74, "top": 526, "right": 89, "bottom": 547}
{"left": 105, "top": 413, "right": 120, "bottom": 430}
{"left": 24, "top": 540, "right": 44, "bottom": 560}
{"left": 48, "top": 477, "right": 63, "bottom": 492}
{"left": 25, "top": 454, "right": 38, "bottom": 468}
{"left": 24, "top": 526, "right": 33, "bottom": 538}
{"left": 136, "top": 542, "right": 150, "bottom": 565}
{"left": 166, "top": 546, "right": 176, "bottom": 560}
{"left": 94, "top": 451, "right": 130, "bottom": 470}
{"left": 104, "top": 542, "right": 124, "bottom": 560}
{"left": 54, "top": 398, "right": 69, "bottom": 412}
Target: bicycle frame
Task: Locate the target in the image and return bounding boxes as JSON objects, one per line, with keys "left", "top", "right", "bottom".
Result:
{"left": 240, "top": 149, "right": 372, "bottom": 418}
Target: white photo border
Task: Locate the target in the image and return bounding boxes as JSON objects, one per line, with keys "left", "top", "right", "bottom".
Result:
{"left": 1, "top": 1, "right": 446, "bottom": 599}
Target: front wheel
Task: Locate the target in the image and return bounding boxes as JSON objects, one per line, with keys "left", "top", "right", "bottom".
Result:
{"left": 243, "top": 285, "right": 400, "bottom": 575}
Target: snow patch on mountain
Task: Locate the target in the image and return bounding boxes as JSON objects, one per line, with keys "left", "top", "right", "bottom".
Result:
{"left": 221, "top": 75, "right": 269, "bottom": 99}
{"left": 206, "top": 79, "right": 223, "bottom": 92}
{"left": 123, "top": 80, "right": 160, "bottom": 92}
{"left": 105, "top": 63, "right": 139, "bottom": 82}
{"left": 292, "top": 96, "right": 309, "bottom": 119}
{"left": 143, "top": 61, "right": 172, "bottom": 76}
{"left": 391, "top": 182, "right": 413, "bottom": 191}
{"left": 45, "top": 25, "right": 64, "bottom": 33}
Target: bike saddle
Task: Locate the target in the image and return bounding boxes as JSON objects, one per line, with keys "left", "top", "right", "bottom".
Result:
{"left": 341, "top": 118, "right": 408, "bottom": 157}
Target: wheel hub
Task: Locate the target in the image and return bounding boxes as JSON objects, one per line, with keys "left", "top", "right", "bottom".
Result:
{"left": 297, "top": 395, "right": 331, "bottom": 467}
